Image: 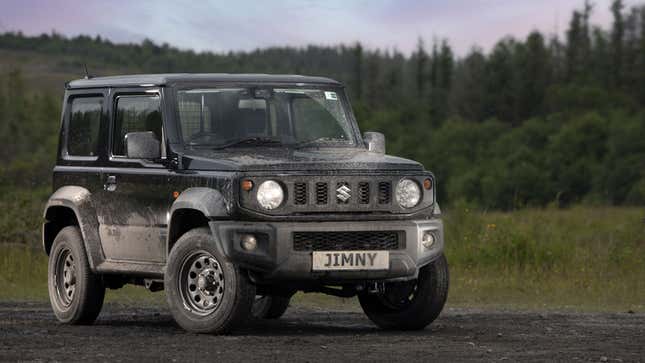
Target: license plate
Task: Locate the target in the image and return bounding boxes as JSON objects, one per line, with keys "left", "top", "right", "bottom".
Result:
{"left": 312, "top": 251, "right": 389, "bottom": 271}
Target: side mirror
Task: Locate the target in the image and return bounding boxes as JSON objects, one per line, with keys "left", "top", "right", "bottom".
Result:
{"left": 363, "top": 131, "right": 385, "bottom": 154}
{"left": 125, "top": 131, "right": 160, "bottom": 160}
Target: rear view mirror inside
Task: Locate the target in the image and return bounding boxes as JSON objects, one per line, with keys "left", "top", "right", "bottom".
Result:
{"left": 238, "top": 99, "right": 266, "bottom": 110}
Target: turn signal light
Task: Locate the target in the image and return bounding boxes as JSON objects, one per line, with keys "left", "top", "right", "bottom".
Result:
{"left": 241, "top": 179, "right": 254, "bottom": 191}
{"left": 423, "top": 178, "right": 433, "bottom": 190}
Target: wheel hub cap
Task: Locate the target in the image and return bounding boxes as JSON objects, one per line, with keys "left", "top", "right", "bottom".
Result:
{"left": 197, "top": 268, "right": 219, "bottom": 294}
{"left": 179, "top": 252, "right": 225, "bottom": 315}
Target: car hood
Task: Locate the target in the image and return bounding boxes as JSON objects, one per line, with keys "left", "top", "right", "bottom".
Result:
{"left": 180, "top": 147, "right": 424, "bottom": 172}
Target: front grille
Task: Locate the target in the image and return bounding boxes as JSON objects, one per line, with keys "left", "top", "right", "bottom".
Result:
{"left": 315, "top": 182, "right": 328, "bottom": 204}
{"left": 311, "top": 179, "right": 393, "bottom": 208}
{"left": 378, "top": 182, "right": 392, "bottom": 204}
{"left": 293, "top": 231, "right": 403, "bottom": 251}
{"left": 239, "top": 174, "right": 430, "bottom": 215}
{"left": 294, "top": 182, "right": 308, "bottom": 205}
{"left": 358, "top": 182, "right": 370, "bottom": 204}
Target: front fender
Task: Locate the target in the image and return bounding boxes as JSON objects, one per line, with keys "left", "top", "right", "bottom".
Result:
{"left": 166, "top": 187, "right": 231, "bottom": 258}
{"left": 169, "top": 187, "right": 230, "bottom": 219}
{"left": 43, "top": 186, "right": 104, "bottom": 269}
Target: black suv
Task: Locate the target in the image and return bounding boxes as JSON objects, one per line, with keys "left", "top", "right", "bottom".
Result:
{"left": 43, "top": 74, "right": 448, "bottom": 333}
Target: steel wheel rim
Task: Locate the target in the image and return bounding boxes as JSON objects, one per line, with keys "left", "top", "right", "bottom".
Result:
{"left": 54, "top": 248, "right": 76, "bottom": 307}
{"left": 178, "top": 251, "right": 225, "bottom": 316}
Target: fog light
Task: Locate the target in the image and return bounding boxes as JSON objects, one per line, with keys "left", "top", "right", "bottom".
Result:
{"left": 240, "top": 234, "right": 257, "bottom": 251}
{"left": 422, "top": 231, "right": 436, "bottom": 249}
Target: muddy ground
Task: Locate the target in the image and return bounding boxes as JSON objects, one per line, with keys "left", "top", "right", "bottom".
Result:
{"left": 0, "top": 302, "right": 643, "bottom": 362}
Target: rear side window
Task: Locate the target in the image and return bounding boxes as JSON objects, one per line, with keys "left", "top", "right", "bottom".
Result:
{"left": 113, "top": 95, "right": 162, "bottom": 156}
{"left": 67, "top": 97, "right": 102, "bottom": 157}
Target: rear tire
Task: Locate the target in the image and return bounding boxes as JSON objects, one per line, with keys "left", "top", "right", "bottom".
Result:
{"left": 47, "top": 226, "right": 105, "bottom": 324}
{"left": 165, "top": 228, "right": 256, "bottom": 334}
{"left": 358, "top": 254, "right": 449, "bottom": 330}
{"left": 252, "top": 295, "right": 290, "bottom": 319}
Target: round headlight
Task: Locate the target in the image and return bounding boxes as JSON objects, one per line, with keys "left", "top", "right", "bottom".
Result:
{"left": 396, "top": 178, "right": 421, "bottom": 208}
{"left": 256, "top": 180, "right": 284, "bottom": 210}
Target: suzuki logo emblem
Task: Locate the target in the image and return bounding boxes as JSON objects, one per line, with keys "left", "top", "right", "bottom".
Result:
{"left": 336, "top": 185, "right": 351, "bottom": 202}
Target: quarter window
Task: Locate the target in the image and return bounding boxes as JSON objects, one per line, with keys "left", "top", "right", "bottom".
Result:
{"left": 113, "top": 95, "right": 162, "bottom": 157}
{"left": 67, "top": 97, "right": 102, "bottom": 157}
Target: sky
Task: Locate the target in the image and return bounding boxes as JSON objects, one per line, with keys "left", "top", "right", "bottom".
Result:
{"left": 0, "top": 0, "right": 641, "bottom": 56}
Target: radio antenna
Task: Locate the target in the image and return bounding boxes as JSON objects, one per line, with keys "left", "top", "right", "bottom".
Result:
{"left": 83, "top": 63, "right": 91, "bottom": 79}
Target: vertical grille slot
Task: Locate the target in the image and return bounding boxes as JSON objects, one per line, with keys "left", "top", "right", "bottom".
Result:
{"left": 336, "top": 181, "right": 350, "bottom": 204}
{"left": 294, "top": 182, "right": 307, "bottom": 205}
{"left": 358, "top": 182, "right": 370, "bottom": 204}
{"left": 315, "top": 182, "right": 328, "bottom": 205}
{"left": 378, "top": 181, "right": 391, "bottom": 204}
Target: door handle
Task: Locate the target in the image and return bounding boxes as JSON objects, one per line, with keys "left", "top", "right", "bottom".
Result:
{"left": 104, "top": 175, "right": 117, "bottom": 192}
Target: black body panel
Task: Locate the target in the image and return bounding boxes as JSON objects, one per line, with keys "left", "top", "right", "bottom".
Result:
{"left": 180, "top": 148, "right": 423, "bottom": 172}
{"left": 45, "top": 73, "right": 440, "bottom": 280}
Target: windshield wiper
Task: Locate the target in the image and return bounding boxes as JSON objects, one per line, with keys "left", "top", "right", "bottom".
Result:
{"left": 212, "top": 137, "right": 283, "bottom": 149}
{"left": 293, "top": 137, "right": 349, "bottom": 148}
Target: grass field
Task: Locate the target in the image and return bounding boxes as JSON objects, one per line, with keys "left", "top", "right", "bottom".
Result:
{"left": 1, "top": 206, "right": 643, "bottom": 312}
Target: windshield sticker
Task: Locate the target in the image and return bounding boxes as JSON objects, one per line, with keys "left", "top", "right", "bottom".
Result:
{"left": 325, "top": 91, "right": 338, "bottom": 100}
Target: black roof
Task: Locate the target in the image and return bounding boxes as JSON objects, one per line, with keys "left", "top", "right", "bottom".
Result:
{"left": 67, "top": 73, "right": 341, "bottom": 89}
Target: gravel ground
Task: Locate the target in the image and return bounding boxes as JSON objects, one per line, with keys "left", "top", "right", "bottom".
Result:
{"left": 0, "top": 302, "right": 643, "bottom": 362}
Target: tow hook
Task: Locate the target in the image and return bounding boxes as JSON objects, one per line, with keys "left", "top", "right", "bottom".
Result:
{"left": 364, "top": 282, "right": 385, "bottom": 294}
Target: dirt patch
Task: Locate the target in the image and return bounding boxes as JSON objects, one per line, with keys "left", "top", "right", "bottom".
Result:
{"left": 0, "top": 302, "right": 643, "bottom": 362}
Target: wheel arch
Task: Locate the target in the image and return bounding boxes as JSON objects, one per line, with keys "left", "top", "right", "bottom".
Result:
{"left": 167, "top": 187, "right": 229, "bottom": 256}
{"left": 43, "top": 186, "right": 104, "bottom": 269}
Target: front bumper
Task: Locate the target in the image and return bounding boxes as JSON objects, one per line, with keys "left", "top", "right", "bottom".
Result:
{"left": 209, "top": 218, "right": 444, "bottom": 282}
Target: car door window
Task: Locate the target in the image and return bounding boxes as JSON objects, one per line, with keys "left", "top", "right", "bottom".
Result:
{"left": 67, "top": 96, "right": 102, "bottom": 157}
{"left": 113, "top": 95, "right": 162, "bottom": 157}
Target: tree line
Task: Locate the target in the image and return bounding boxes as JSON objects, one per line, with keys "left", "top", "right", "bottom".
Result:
{"left": 0, "top": 0, "right": 644, "bottom": 209}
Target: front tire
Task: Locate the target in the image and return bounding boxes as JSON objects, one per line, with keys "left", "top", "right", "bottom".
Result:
{"left": 252, "top": 295, "right": 291, "bottom": 319}
{"left": 47, "top": 226, "right": 105, "bottom": 324}
{"left": 164, "top": 228, "right": 255, "bottom": 334}
{"left": 358, "top": 254, "right": 449, "bottom": 330}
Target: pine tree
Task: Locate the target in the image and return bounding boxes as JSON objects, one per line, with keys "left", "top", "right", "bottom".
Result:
{"left": 352, "top": 43, "right": 363, "bottom": 102}
{"left": 485, "top": 39, "right": 517, "bottom": 123}
{"left": 429, "top": 41, "right": 439, "bottom": 90}
{"left": 0, "top": 73, "right": 5, "bottom": 159}
{"left": 449, "top": 48, "right": 487, "bottom": 122}
{"left": 413, "top": 38, "right": 428, "bottom": 97}
{"left": 640, "top": 6, "right": 645, "bottom": 99}
{"left": 623, "top": 7, "right": 641, "bottom": 95}
{"left": 518, "top": 31, "right": 550, "bottom": 119}
{"left": 5, "top": 70, "right": 27, "bottom": 158}
{"left": 611, "top": 0, "right": 625, "bottom": 87}
{"left": 364, "top": 50, "right": 382, "bottom": 109}
{"left": 438, "top": 40, "right": 454, "bottom": 91}
{"left": 566, "top": 10, "right": 585, "bottom": 82}
{"left": 590, "top": 26, "right": 611, "bottom": 88}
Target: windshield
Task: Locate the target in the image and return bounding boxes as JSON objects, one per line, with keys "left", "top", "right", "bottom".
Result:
{"left": 175, "top": 87, "right": 358, "bottom": 148}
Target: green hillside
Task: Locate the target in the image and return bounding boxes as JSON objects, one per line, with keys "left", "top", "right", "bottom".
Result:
{"left": 0, "top": 48, "right": 137, "bottom": 95}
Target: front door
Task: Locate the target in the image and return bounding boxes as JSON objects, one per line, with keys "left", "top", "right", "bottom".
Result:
{"left": 95, "top": 89, "right": 173, "bottom": 263}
